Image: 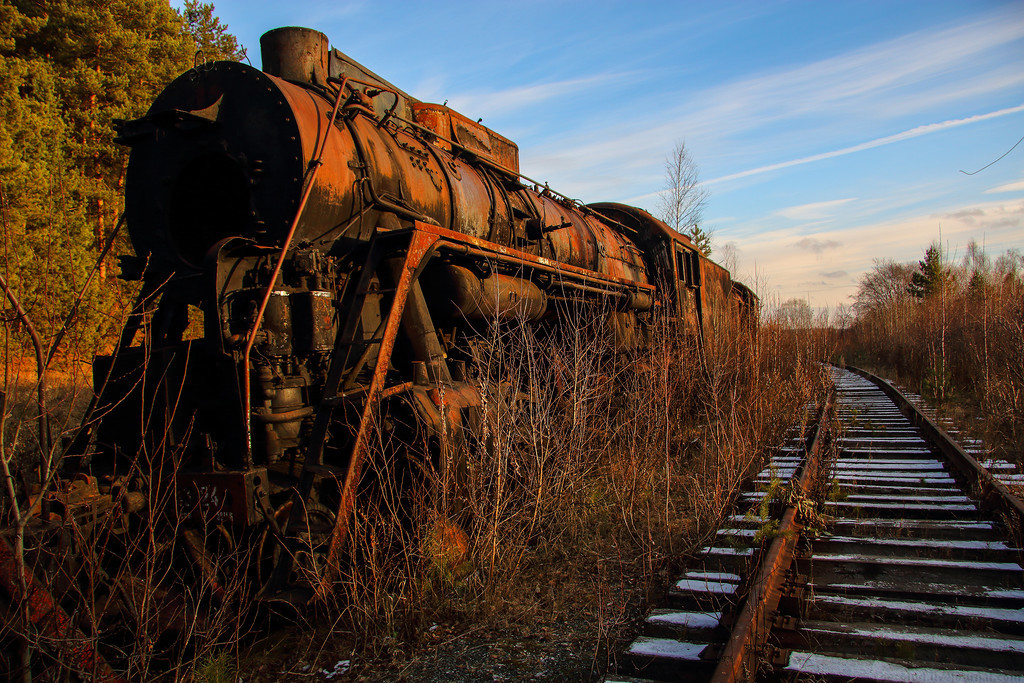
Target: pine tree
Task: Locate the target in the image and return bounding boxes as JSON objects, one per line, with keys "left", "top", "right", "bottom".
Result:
{"left": 685, "top": 224, "right": 713, "bottom": 256}
{"left": 908, "top": 243, "right": 948, "bottom": 299}
{"left": 181, "top": 1, "right": 247, "bottom": 63}
{"left": 0, "top": 0, "right": 240, "bottom": 360}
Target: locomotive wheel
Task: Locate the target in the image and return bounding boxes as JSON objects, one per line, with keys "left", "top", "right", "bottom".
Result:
{"left": 257, "top": 501, "right": 335, "bottom": 600}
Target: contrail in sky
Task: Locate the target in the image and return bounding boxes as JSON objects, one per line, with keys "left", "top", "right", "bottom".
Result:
{"left": 707, "top": 103, "right": 1024, "bottom": 185}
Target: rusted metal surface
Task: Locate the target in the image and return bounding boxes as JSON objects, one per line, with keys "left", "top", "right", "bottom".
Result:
{"left": 121, "top": 59, "right": 651, "bottom": 287}
{"left": 178, "top": 469, "right": 268, "bottom": 526}
{"left": 710, "top": 391, "right": 833, "bottom": 683}
{"left": 845, "top": 364, "right": 1024, "bottom": 529}
{"left": 0, "top": 536, "right": 122, "bottom": 682}
{"left": 38, "top": 24, "right": 759, "bottom": 639}
{"left": 413, "top": 102, "right": 520, "bottom": 175}
{"left": 241, "top": 75, "right": 349, "bottom": 463}
{"left": 316, "top": 229, "right": 441, "bottom": 599}
{"left": 260, "top": 27, "right": 330, "bottom": 86}
{"left": 411, "top": 220, "right": 655, "bottom": 298}
{"left": 440, "top": 264, "right": 548, "bottom": 321}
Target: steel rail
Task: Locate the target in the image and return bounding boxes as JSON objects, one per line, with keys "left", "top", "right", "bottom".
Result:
{"left": 709, "top": 389, "right": 834, "bottom": 683}
{"left": 610, "top": 366, "right": 1021, "bottom": 682}
{"left": 844, "top": 364, "right": 1024, "bottom": 531}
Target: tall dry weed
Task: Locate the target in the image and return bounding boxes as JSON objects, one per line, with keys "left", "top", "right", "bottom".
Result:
{"left": 331, "top": 297, "right": 829, "bottom": 654}
{"left": 1, "top": 290, "right": 831, "bottom": 677}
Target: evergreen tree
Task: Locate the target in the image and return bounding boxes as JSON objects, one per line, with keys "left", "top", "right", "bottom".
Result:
{"left": 908, "top": 243, "right": 948, "bottom": 299}
{"left": 685, "top": 224, "right": 713, "bottom": 256}
{"left": 0, "top": 1, "right": 241, "bottom": 360}
{"left": 181, "top": 1, "right": 247, "bottom": 63}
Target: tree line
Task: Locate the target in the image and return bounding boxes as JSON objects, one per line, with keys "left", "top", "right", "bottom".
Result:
{"left": 1, "top": 0, "right": 243, "bottom": 362}
{"left": 845, "top": 240, "right": 1023, "bottom": 454}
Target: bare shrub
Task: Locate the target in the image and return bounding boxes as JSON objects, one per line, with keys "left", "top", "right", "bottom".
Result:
{"left": 842, "top": 245, "right": 1024, "bottom": 458}
{"left": 318, "top": 294, "right": 827, "bottom": 677}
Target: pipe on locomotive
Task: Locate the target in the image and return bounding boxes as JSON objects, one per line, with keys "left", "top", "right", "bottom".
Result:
{"left": 53, "top": 25, "right": 757, "bottom": 607}
{"left": 240, "top": 73, "right": 349, "bottom": 465}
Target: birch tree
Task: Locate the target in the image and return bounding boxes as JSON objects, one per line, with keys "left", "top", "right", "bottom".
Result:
{"left": 657, "top": 140, "right": 712, "bottom": 255}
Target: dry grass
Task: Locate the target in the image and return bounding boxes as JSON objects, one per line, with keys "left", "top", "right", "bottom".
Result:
{"left": 1, "top": 296, "right": 831, "bottom": 680}
{"left": 306, "top": 302, "right": 829, "bottom": 679}
{"left": 840, "top": 267, "right": 1024, "bottom": 461}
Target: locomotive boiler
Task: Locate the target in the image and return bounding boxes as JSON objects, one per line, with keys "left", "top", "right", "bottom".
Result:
{"left": 55, "top": 27, "right": 755, "bottom": 605}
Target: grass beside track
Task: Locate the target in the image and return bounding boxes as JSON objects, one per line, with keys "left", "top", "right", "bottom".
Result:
{"left": 2, "top": 313, "right": 832, "bottom": 681}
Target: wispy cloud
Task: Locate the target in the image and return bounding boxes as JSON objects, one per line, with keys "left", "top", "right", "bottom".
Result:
{"left": 794, "top": 238, "right": 843, "bottom": 254}
{"left": 521, "top": 6, "right": 1024, "bottom": 204}
{"left": 985, "top": 179, "right": 1024, "bottom": 194}
{"left": 444, "top": 73, "right": 633, "bottom": 121}
{"left": 777, "top": 198, "right": 856, "bottom": 221}
{"left": 708, "top": 104, "right": 1024, "bottom": 184}
{"left": 733, "top": 198, "right": 1024, "bottom": 305}
{"left": 938, "top": 201, "right": 1024, "bottom": 231}
{"left": 689, "top": 12, "right": 1024, "bottom": 131}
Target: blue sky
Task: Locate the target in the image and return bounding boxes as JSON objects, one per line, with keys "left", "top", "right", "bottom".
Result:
{"left": 179, "top": 0, "right": 1024, "bottom": 308}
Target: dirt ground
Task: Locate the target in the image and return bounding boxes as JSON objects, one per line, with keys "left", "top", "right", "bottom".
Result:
{"left": 237, "top": 549, "right": 679, "bottom": 683}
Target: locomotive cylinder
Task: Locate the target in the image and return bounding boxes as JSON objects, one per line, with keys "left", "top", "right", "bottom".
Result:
{"left": 441, "top": 265, "right": 548, "bottom": 322}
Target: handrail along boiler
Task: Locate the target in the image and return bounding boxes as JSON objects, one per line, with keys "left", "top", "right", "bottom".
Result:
{"left": 66, "top": 27, "right": 757, "bottom": 600}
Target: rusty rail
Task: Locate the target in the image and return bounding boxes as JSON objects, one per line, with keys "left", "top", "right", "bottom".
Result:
{"left": 709, "top": 389, "right": 834, "bottom": 683}
{"left": 844, "top": 365, "right": 1024, "bottom": 531}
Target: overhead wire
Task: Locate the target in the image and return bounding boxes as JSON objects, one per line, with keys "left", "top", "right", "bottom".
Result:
{"left": 959, "top": 132, "right": 1024, "bottom": 175}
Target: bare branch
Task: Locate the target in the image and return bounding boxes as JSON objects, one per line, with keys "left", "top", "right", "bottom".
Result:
{"left": 656, "top": 140, "right": 712, "bottom": 254}
{"left": 0, "top": 226, "right": 50, "bottom": 467}
{"left": 853, "top": 259, "right": 914, "bottom": 316}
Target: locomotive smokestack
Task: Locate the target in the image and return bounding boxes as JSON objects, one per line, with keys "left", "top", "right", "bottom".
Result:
{"left": 260, "top": 27, "right": 329, "bottom": 86}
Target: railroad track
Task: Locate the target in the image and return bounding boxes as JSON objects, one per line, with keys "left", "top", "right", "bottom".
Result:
{"left": 608, "top": 366, "right": 1024, "bottom": 682}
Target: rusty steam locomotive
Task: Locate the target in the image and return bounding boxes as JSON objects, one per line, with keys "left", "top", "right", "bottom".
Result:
{"left": 53, "top": 27, "right": 754, "bottom": 605}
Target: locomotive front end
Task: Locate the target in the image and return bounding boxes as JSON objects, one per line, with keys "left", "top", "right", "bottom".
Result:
{"left": 71, "top": 26, "right": 707, "bottom": 605}
{"left": 119, "top": 50, "right": 363, "bottom": 272}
